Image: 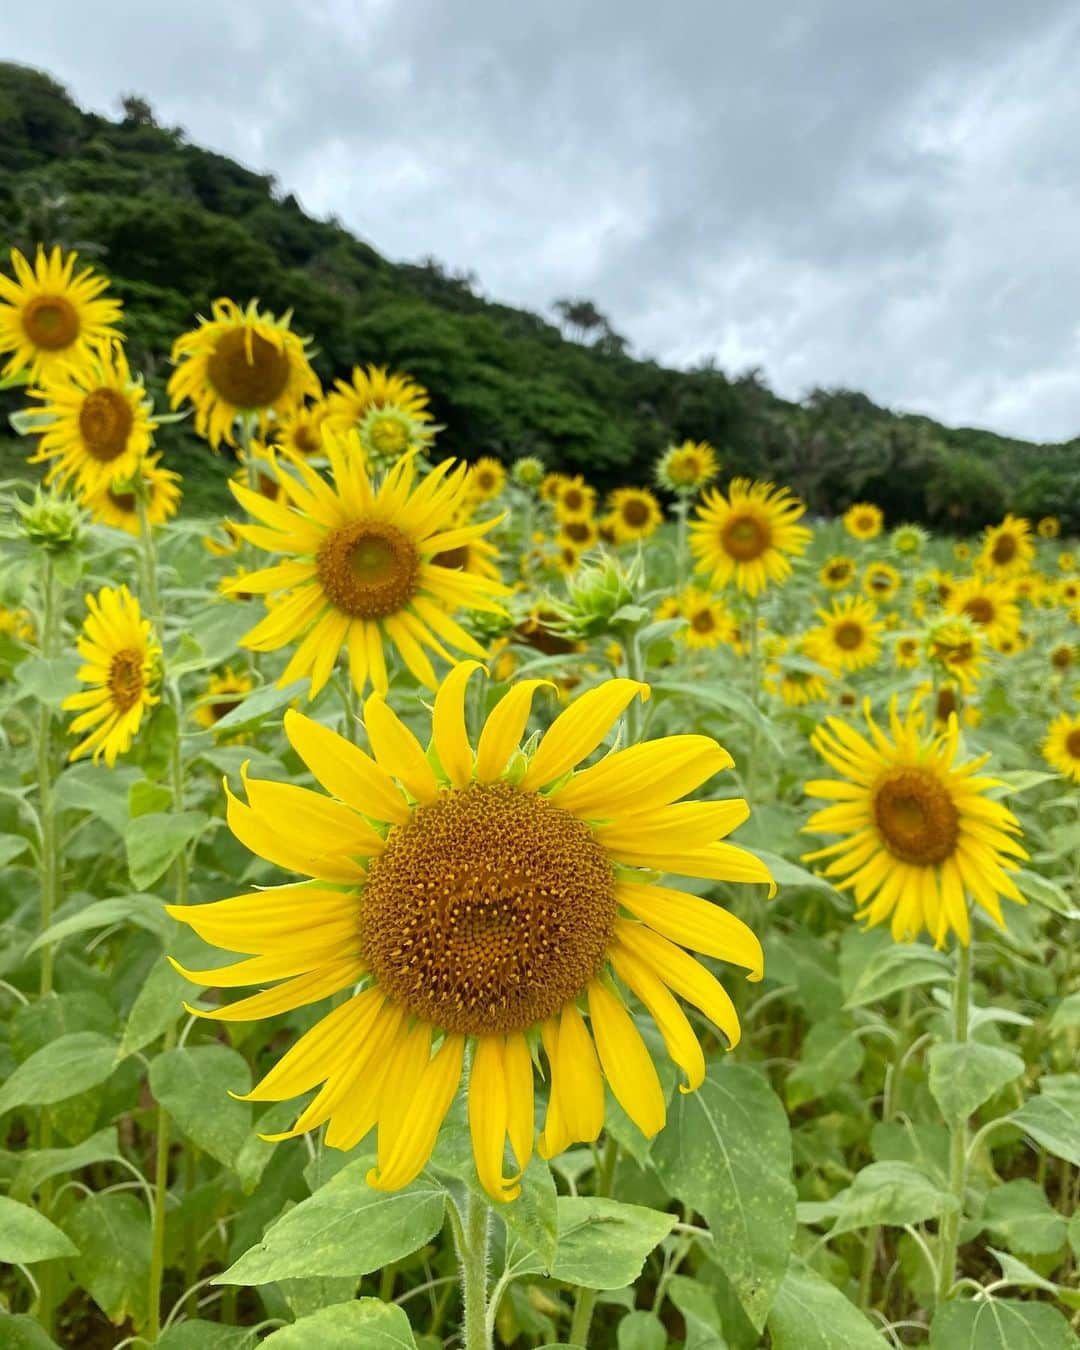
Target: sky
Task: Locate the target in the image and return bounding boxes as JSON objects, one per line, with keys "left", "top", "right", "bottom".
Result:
{"left": 7, "top": 0, "right": 1080, "bottom": 443}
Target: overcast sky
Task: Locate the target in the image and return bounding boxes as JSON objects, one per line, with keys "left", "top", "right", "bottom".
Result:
{"left": 8, "top": 1, "right": 1080, "bottom": 442}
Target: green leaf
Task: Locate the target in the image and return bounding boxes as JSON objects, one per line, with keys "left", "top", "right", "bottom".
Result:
{"left": 1014, "top": 869, "right": 1080, "bottom": 920}
{"left": 10, "top": 1127, "right": 121, "bottom": 1203}
{"left": 843, "top": 943, "right": 951, "bottom": 1008}
{"left": 652, "top": 679, "right": 785, "bottom": 753}
{"left": 149, "top": 1045, "right": 252, "bottom": 1171}
{"left": 786, "top": 1019, "right": 865, "bottom": 1107}
{"left": 0, "top": 834, "right": 30, "bottom": 867}
{"left": 550, "top": 1196, "right": 675, "bottom": 1289}
{"left": 0, "top": 1032, "right": 119, "bottom": 1116}
{"left": 61, "top": 1192, "right": 151, "bottom": 1328}
{"left": 767, "top": 1259, "right": 886, "bottom": 1349}
{"left": 928, "top": 1298, "right": 1079, "bottom": 1349}
{"left": 1070, "top": 1211, "right": 1080, "bottom": 1261}
{"left": 156, "top": 1323, "right": 259, "bottom": 1350}
{"left": 27, "top": 893, "right": 167, "bottom": 953}
{"left": 981, "top": 1179, "right": 1067, "bottom": 1256}
{"left": 928, "top": 1042, "right": 1024, "bottom": 1123}
{"left": 13, "top": 655, "right": 81, "bottom": 707}
{"left": 54, "top": 762, "right": 140, "bottom": 835}
{"left": 125, "top": 810, "right": 209, "bottom": 889}
{"left": 617, "top": 1310, "right": 668, "bottom": 1350}
{"left": 987, "top": 1248, "right": 1061, "bottom": 1294}
{"left": 665, "top": 1275, "right": 730, "bottom": 1349}
{"left": 260, "top": 1299, "right": 418, "bottom": 1348}
{"left": 0, "top": 1314, "right": 63, "bottom": 1348}
{"left": 210, "top": 679, "right": 306, "bottom": 732}
{"left": 129, "top": 778, "right": 173, "bottom": 818}
{"left": 119, "top": 955, "right": 188, "bottom": 1056}
{"left": 828, "top": 1162, "right": 958, "bottom": 1238}
{"left": 215, "top": 1161, "right": 446, "bottom": 1284}
{"left": 1010, "top": 1093, "right": 1080, "bottom": 1167}
{"left": 0, "top": 1195, "right": 79, "bottom": 1263}
{"left": 650, "top": 1062, "right": 795, "bottom": 1330}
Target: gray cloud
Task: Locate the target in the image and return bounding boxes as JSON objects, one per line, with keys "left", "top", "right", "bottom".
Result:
{"left": 7, "top": 0, "right": 1080, "bottom": 440}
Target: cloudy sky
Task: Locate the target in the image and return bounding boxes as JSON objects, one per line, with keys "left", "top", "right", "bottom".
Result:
{"left": 8, "top": 1, "right": 1080, "bottom": 441}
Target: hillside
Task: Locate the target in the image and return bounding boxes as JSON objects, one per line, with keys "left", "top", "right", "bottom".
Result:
{"left": 1, "top": 60, "right": 1077, "bottom": 528}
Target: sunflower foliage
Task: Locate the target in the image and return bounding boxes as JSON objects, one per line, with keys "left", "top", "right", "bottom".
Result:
{"left": 0, "top": 249, "right": 1076, "bottom": 1350}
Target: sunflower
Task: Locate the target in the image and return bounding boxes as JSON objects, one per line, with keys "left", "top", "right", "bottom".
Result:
{"left": 945, "top": 576, "right": 1020, "bottom": 650}
{"left": 925, "top": 619, "right": 985, "bottom": 693}
{"left": 28, "top": 341, "right": 156, "bottom": 494}
{"left": 1058, "top": 553, "right": 1075, "bottom": 573}
{"left": 979, "top": 514, "right": 1035, "bottom": 577}
{"left": 863, "top": 562, "right": 901, "bottom": 604}
{"left": 554, "top": 543, "right": 582, "bottom": 576}
{"left": 608, "top": 487, "right": 663, "bottom": 543}
{"left": 765, "top": 637, "right": 831, "bottom": 706}
{"left": 656, "top": 440, "right": 718, "bottom": 494}
{"left": 469, "top": 457, "right": 506, "bottom": 503}
{"left": 673, "top": 586, "right": 732, "bottom": 650}
{"left": 168, "top": 299, "right": 320, "bottom": 451}
{"left": 194, "top": 666, "right": 255, "bottom": 731}
{"left": 62, "top": 584, "right": 160, "bottom": 766}
{"left": 432, "top": 505, "right": 503, "bottom": 584}
{"left": 167, "top": 667, "right": 773, "bottom": 1200}
{"left": 0, "top": 605, "right": 34, "bottom": 642}
{"left": 271, "top": 402, "right": 329, "bottom": 458}
{"left": 843, "top": 503, "right": 883, "bottom": 540}
{"left": 1042, "top": 711, "right": 1080, "bottom": 784}
{"left": 558, "top": 518, "right": 599, "bottom": 551}
{"left": 1037, "top": 516, "right": 1061, "bottom": 540}
{"left": 953, "top": 542, "right": 971, "bottom": 563}
{"left": 894, "top": 635, "right": 921, "bottom": 670}
{"left": 811, "top": 597, "right": 884, "bottom": 673}
{"left": 323, "top": 365, "right": 435, "bottom": 461}
{"left": 539, "top": 471, "right": 569, "bottom": 503}
{"left": 225, "top": 437, "right": 506, "bottom": 697}
{"left": 553, "top": 475, "right": 597, "bottom": 522}
{"left": 890, "top": 524, "right": 927, "bottom": 557}
{"left": 804, "top": 696, "right": 1026, "bottom": 945}
{"left": 81, "top": 455, "right": 182, "bottom": 535}
{"left": 820, "top": 555, "right": 856, "bottom": 590}
{"left": 691, "top": 478, "right": 811, "bottom": 597}
{"left": 1050, "top": 642, "right": 1075, "bottom": 674}
{"left": 0, "top": 246, "right": 123, "bottom": 380}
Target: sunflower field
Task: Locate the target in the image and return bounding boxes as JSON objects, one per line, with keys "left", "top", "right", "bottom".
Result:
{"left": 0, "top": 248, "right": 1078, "bottom": 1350}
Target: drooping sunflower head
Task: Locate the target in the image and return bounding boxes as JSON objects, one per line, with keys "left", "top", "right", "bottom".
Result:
{"left": 168, "top": 666, "right": 773, "bottom": 1201}
{"left": 655, "top": 439, "right": 719, "bottom": 493}
{"left": 890, "top": 523, "right": 927, "bottom": 557}
{"left": 225, "top": 436, "right": 508, "bottom": 697}
{"left": 194, "top": 665, "right": 256, "bottom": 732}
{"left": 80, "top": 455, "right": 182, "bottom": 535}
{"left": 863, "top": 562, "right": 901, "bottom": 604}
{"left": 168, "top": 298, "right": 321, "bottom": 451}
{"left": 553, "top": 475, "right": 597, "bottom": 523}
{"left": 979, "top": 513, "right": 1035, "bottom": 576}
{"left": 804, "top": 695, "right": 1026, "bottom": 946}
{"left": 62, "top": 584, "right": 160, "bottom": 766}
{"left": 945, "top": 576, "right": 1020, "bottom": 650}
{"left": 608, "top": 487, "right": 663, "bottom": 542}
{"left": 28, "top": 340, "right": 156, "bottom": 495}
{"left": 691, "top": 477, "right": 811, "bottom": 597}
{"left": 843, "top": 502, "right": 883, "bottom": 540}
{"left": 469, "top": 456, "right": 506, "bottom": 503}
{"left": 925, "top": 617, "right": 985, "bottom": 692}
{"left": 0, "top": 246, "right": 123, "bottom": 380}
{"left": 270, "top": 401, "right": 329, "bottom": 458}
{"left": 819, "top": 555, "right": 856, "bottom": 590}
{"left": 811, "top": 595, "right": 884, "bottom": 673}
{"left": 1042, "top": 711, "right": 1080, "bottom": 784}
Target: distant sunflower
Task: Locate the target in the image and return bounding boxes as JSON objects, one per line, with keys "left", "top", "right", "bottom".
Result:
{"left": 554, "top": 475, "right": 596, "bottom": 522}
{"left": 271, "top": 402, "right": 329, "bottom": 458}
{"left": 539, "top": 471, "right": 569, "bottom": 503}
{"left": 1050, "top": 642, "right": 1075, "bottom": 674}
{"left": 1042, "top": 711, "right": 1080, "bottom": 784}
{"left": 608, "top": 487, "right": 663, "bottom": 543}
{"left": 812, "top": 596, "right": 884, "bottom": 673}
{"left": 226, "top": 438, "right": 506, "bottom": 696}
{"left": 673, "top": 586, "right": 731, "bottom": 650}
{"left": 195, "top": 666, "right": 255, "bottom": 732}
{"left": 820, "top": 556, "right": 856, "bottom": 590}
{"left": 890, "top": 524, "right": 927, "bottom": 557}
{"left": 894, "top": 635, "right": 921, "bottom": 670}
{"left": 804, "top": 696, "right": 1026, "bottom": 945}
{"left": 953, "top": 542, "right": 971, "bottom": 563}
{"left": 0, "top": 605, "right": 34, "bottom": 642}
{"left": 656, "top": 440, "right": 718, "bottom": 494}
{"left": 324, "top": 365, "right": 435, "bottom": 461}
{"left": 28, "top": 341, "right": 156, "bottom": 494}
{"left": 843, "top": 503, "right": 883, "bottom": 540}
{"left": 863, "top": 562, "right": 901, "bottom": 603}
{"left": 559, "top": 518, "right": 599, "bottom": 552}
{"left": 554, "top": 543, "right": 581, "bottom": 575}
{"left": 925, "top": 619, "right": 985, "bottom": 693}
{"left": 432, "top": 505, "right": 503, "bottom": 584}
{"left": 62, "top": 584, "right": 159, "bottom": 766}
{"left": 691, "top": 478, "right": 811, "bottom": 597}
{"left": 945, "top": 576, "right": 1020, "bottom": 650}
{"left": 168, "top": 668, "right": 772, "bottom": 1200}
{"left": 765, "top": 637, "right": 830, "bottom": 706}
{"left": 979, "top": 514, "right": 1035, "bottom": 577}
{"left": 469, "top": 457, "right": 506, "bottom": 503}
{"left": 1037, "top": 516, "right": 1060, "bottom": 540}
{"left": 81, "top": 455, "right": 181, "bottom": 535}
{"left": 0, "top": 246, "right": 123, "bottom": 381}
{"left": 168, "top": 298, "right": 320, "bottom": 450}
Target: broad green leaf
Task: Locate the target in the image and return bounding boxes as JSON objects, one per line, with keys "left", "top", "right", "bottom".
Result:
{"left": 0, "top": 1032, "right": 119, "bottom": 1116}
{"left": 171, "top": 603, "right": 256, "bottom": 677}
{"left": 278, "top": 1276, "right": 360, "bottom": 1321}
{"left": 149, "top": 1045, "right": 252, "bottom": 1171}
{"left": 0, "top": 834, "right": 29, "bottom": 867}
{"left": 210, "top": 679, "right": 306, "bottom": 732}
{"left": 665, "top": 1275, "right": 730, "bottom": 1349}
{"left": 119, "top": 955, "right": 188, "bottom": 1056}
{"left": 767, "top": 1260, "right": 886, "bottom": 1349}
{"left": 11, "top": 990, "right": 115, "bottom": 1058}
{"left": 652, "top": 680, "right": 785, "bottom": 753}
{"left": 828, "top": 1162, "right": 958, "bottom": 1238}
{"left": 215, "top": 1161, "right": 446, "bottom": 1284}
{"left": 750, "top": 848, "right": 839, "bottom": 897}
{"left": 62, "top": 1192, "right": 151, "bottom": 1328}
{"left": 994, "top": 770, "right": 1061, "bottom": 795}
{"left": 617, "top": 1310, "right": 668, "bottom": 1350}
{"left": 1071, "top": 1211, "right": 1080, "bottom": 1261}
{"left": 126, "top": 811, "right": 209, "bottom": 890}
{"left": 550, "top": 1196, "right": 675, "bottom": 1289}
{"left": 261, "top": 1299, "right": 418, "bottom": 1348}
{"left": 156, "top": 1323, "right": 259, "bottom": 1350}
{"left": 981, "top": 1179, "right": 1067, "bottom": 1256}
{"left": 843, "top": 943, "right": 951, "bottom": 1008}
{"left": 27, "top": 893, "right": 168, "bottom": 953}
{"left": 987, "top": 1248, "right": 1061, "bottom": 1294}
{"left": 650, "top": 1063, "right": 795, "bottom": 1329}
{"left": 13, "top": 654, "right": 80, "bottom": 706}
{"left": 0, "top": 1195, "right": 78, "bottom": 1263}
{"left": 927, "top": 1042, "right": 1024, "bottom": 1123}
{"left": 0, "top": 1314, "right": 63, "bottom": 1348}
{"left": 10, "top": 1127, "right": 121, "bottom": 1203}
{"left": 54, "top": 762, "right": 140, "bottom": 835}
{"left": 1010, "top": 1093, "right": 1080, "bottom": 1167}
{"left": 1014, "top": 869, "right": 1080, "bottom": 920}
{"left": 928, "top": 1298, "right": 1079, "bottom": 1349}
{"left": 786, "top": 1019, "right": 865, "bottom": 1107}
{"left": 128, "top": 778, "right": 173, "bottom": 818}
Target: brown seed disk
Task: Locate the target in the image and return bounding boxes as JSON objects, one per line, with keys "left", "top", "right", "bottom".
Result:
{"left": 963, "top": 596, "right": 994, "bottom": 626}
{"left": 316, "top": 520, "right": 420, "bottom": 619}
{"left": 621, "top": 498, "right": 651, "bottom": 528}
{"left": 206, "top": 327, "right": 291, "bottom": 408}
{"left": 79, "top": 388, "right": 134, "bottom": 463}
{"left": 721, "top": 512, "right": 770, "bottom": 561}
{"left": 872, "top": 767, "right": 959, "bottom": 866}
{"left": 833, "top": 621, "right": 864, "bottom": 651}
{"left": 1066, "top": 729, "right": 1080, "bottom": 758}
{"left": 992, "top": 534, "right": 1018, "bottom": 564}
{"left": 22, "top": 294, "right": 80, "bottom": 350}
{"left": 361, "top": 781, "right": 617, "bottom": 1035}
{"left": 108, "top": 649, "right": 145, "bottom": 712}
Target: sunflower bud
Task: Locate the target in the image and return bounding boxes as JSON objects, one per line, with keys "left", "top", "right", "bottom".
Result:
{"left": 546, "top": 554, "right": 644, "bottom": 639}
{"left": 510, "top": 455, "right": 545, "bottom": 489}
{"left": 16, "top": 487, "right": 86, "bottom": 556}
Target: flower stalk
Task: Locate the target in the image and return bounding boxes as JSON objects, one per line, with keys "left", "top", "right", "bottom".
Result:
{"left": 936, "top": 938, "right": 972, "bottom": 1303}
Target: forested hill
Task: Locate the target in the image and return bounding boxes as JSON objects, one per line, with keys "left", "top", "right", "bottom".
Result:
{"left": 2, "top": 61, "right": 1077, "bottom": 528}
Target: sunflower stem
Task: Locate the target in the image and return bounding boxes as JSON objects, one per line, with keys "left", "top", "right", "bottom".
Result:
{"left": 674, "top": 495, "right": 690, "bottom": 588}
{"left": 936, "top": 937, "right": 972, "bottom": 1304}
{"left": 452, "top": 1188, "right": 491, "bottom": 1350}
{"left": 622, "top": 629, "right": 645, "bottom": 743}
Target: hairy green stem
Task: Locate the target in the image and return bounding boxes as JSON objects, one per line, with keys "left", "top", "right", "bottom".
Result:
{"left": 452, "top": 1190, "right": 491, "bottom": 1350}
{"left": 622, "top": 628, "right": 645, "bottom": 742}
{"left": 936, "top": 939, "right": 972, "bottom": 1303}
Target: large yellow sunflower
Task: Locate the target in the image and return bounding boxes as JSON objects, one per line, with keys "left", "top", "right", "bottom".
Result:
{"left": 655, "top": 440, "right": 718, "bottom": 494}
{"left": 62, "top": 584, "right": 160, "bottom": 766}
{"left": 28, "top": 341, "right": 156, "bottom": 494}
{"left": 225, "top": 438, "right": 507, "bottom": 697}
{"left": 944, "top": 576, "right": 1020, "bottom": 650}
{"left": 978, "top": 514, "right": 1035, "bottom": 577}
{"left": 323, "top": 364, "right": 435, "bottom": 461}
{"left": 608, "top": 487, "right": 663, "bottom": 543}
{"left": 811, "top": 596, "right": 884, "bottom": 673}
{"left": 843, "top": 502, "right": 883, "bottom": 540}
{"left": 80, "top": 455, "right": 182, "bottom": 535}
{"left": 804, "top": 697, "right": 1026, "bottom": 946}
{"left": 1042, "top": 711, "right": 1080, "bottom": 784}
{"left": 0, "top": 246, "right": 123, "bottom": 381}
{"left": 168, "top": 667, "right": 773, "bottom": 1200}
{"left": 168, "top": 299, "right": 321, "bottom": 451}
{"left": 691, "top": 478, "right": 811, "bottom": 597}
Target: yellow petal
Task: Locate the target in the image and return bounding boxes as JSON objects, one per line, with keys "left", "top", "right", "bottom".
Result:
{"left": 519, "top": 679, "right": 650, "bottom": 791}
{"left": 503, "top": 1032, "right": 535, "bottom": 1175}
{"left": 224, "top": 779, "right": 366, "bottom": 883}
{"left": 368, "top": 1030, "right": 465, "bottom": 1190}
{"left": 550, "top": 736, "right": 734, "bottom": 817}
{"left": 241, "top": 770, "right": 386, "bottom": 856}
{"left": 468, "top": 1035, "right": 519, "bottom": 1202}
{"left": 610, "top": 945, "right": 705, "bottom": 1091}
{"left": 285, "top": 709, "right": 411, "bottom": 824}
{"left": 616, "top": 881, "right": 763, "bottom": 980}
{"left": 588, "top": 980, "right": 666, "bottom": 1138}
{"left": 363, "top": 693, "right": 439, "bottom": 803}
{"left": 615, "top": 921, "right": 740, "bottom": 1049}
{"left": 432, "top": 660, "right": 484, "bottom": 787}
{"left": 184, "top": 955, "right": 366, "bottom": 1023}
{"left": 596, "top": 799, "right": 750, "bottom": 852}
{"left": 552, "top": 1003, "right": 604, "bottom": 1144}
{"left": 475, "top": 679, "right": 554, "bottom": 783}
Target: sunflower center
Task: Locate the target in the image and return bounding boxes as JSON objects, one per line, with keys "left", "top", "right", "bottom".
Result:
{"left": 1051, "top": 646, "right": 1072, "bottom": 670}
{"left": 107, "top": 489, "right": 137, "bottom": 513}
{"left": 293, "top": 423, "right": 320, "bottom": 454}
{"left": 834, "top": 621, "right": 864, "bottom": 651}
{"left": 869, "top": 572, "right": 890, "bottom": 593}
{"left": 963, "top": 596, "right": 994, "bottom": 625}
{"left": 1066, "top": 729, "right": 1080, "bottom": 758}
{"left": 433, "top": 544, "right": 469, "bottom": 571}
{"left": 561, "top": 488, "right": 585, "bottom": 513}
{"left": 108, "top": 649, "right": 145, "bottom": 713}
{"left": 475, "top": 470, "right": 498, "bottom": 493}
{"left": 936, "top": 687, "right": 957, "bottom": 721}
{"left": 828, "top": 563, "right": 851, "bottom": 582}
{"left": 992, "top": 534, "right": 1018, "bottom": 564}
{"left": 316, "top": 521, "right": 419, "bottom": 619}
{"left": 78, "top": 388, "right": 134, "bottom": 463}
{"left": 206, "top": 328, "right": 291, "bottom": 409}
{"left": 361, "top": 781, "right": 616, "bottom": 1035}
{"left": 721, "top": 513, "right": 769, "bottom": 561}
{"left": 872, "top": 768, "right": 959, "bottom": 865}
{"left": 22, "top": 294, "right": 80, "bottom": 350}
{"left": 563, "top": 520, "right": 593, "bottom": 544}
{"left": 621, "top": 498, "right": 651, "bottom": 527}
{"left": 690, "top": 608, "right": 716, "bottom": 634}
{"left": 210, "top": 697, "right": 242, "bottom": 721}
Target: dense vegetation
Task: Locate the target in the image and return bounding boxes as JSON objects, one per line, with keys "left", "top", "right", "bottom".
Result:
{"left": 1, "top": 59, "right": 1078, "bottom": 527}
